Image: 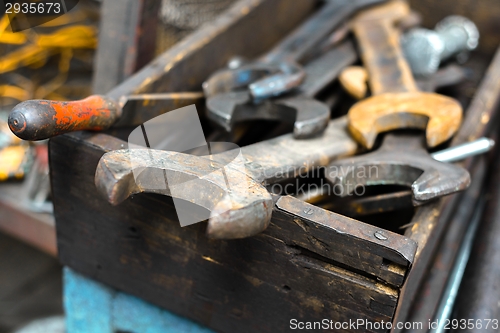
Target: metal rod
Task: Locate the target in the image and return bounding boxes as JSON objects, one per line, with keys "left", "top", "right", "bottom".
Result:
{"left": 431, "top": 137, "right": 495, "bottom": 163}
{"left": 430, "top": 196, "right": 486, "bottom": 333}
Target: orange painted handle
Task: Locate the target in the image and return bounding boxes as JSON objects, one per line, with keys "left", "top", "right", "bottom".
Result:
{"left": 8, "top": 95, "right": 121, "bottom": 141}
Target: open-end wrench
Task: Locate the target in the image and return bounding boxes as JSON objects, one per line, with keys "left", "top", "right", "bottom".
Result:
{"left": 203, "top": 0, "right": 384, "bottom": 138}
{"left": 8, "top": 92, "right": 203, "bottom": 141}
{"left": 326, "top": 0, "right": 470, "bottom": 203}
{"left": 298, "top": 137, "right": 494, "bottom": 215}
{"left": 207, "top": 40, "right": 357, "bottom": 139}
{"left": 203, "top": 0, "right": 383, "bottom": 98}
{"left": 95, "top": 117, "right": 357, "bottom": 239}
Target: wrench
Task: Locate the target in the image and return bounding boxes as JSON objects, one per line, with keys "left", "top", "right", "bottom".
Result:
{"left": 95, "top": 117, "right": 358, "bottom": 239}
{"left": 207, "top": 41, "right": 357, "bottom": 139}
{"left": 298, "top": 137, "right": 494, "bottom": 216}
{"left": 326, "top": 0, "right": 470, "bottom": 203}
{"left": 204, "top": 0, "right": 384, "bottom": 138}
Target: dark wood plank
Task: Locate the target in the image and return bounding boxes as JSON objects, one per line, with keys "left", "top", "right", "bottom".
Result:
{"left": 272, "top": 196, "right": 415, "bottom": 287}
{"left": 91, "top": 0, "right": 160, "bottom": 94}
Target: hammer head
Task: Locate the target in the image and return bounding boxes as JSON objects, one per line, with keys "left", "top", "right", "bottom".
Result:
{"left": 95, "top": 149, "right": 273, "bottom": 239}
{"left": 206, "top": 91, "right": 330, "bottom": 139}
{"left": 325, "top": 132, "right": 471, "bottom": 204}
{"left": 348, "top": 91, "right": 463, "bottom": 149}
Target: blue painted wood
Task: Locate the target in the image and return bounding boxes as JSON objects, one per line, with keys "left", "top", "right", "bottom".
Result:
{"left": 64, "top": 267, "right": 113, "bottom": 333}
{"left": 63, "top": 268, "right": 214, "bottom": 333}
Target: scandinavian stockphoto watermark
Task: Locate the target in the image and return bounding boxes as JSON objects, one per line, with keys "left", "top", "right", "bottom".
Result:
{"left": 289, "top": 318, "right": 499, "bottom": 331}
{"left": 127, "top": 105, "right": 375, "bottom": 227}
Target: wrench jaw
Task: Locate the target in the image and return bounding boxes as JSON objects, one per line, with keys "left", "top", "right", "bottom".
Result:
{"left": 95, "top": 152, "right": 143, "bottom": 206}
{"left": 206, "top": 91, "right": 330, "bottom": 139}
{"left": 411, "top": 163, "right": 471, "bottom": 204}
{"left": 207, "top": 195, "right": 273, "bottom": 239}
{"left": 327, "top": 163, "right": 424, "bottom": 197}
{"left": 325, "top": 133, "right": 471, "bottom": 205}
{"left": 206, "top": 91, "right": 251, "bottom": 132}
{"left": 95, "top": 149, "right": 274, "bottom": 239}
{"left": 347, "top": 92, "right": 463, "bottom": 149}
{"left": 276, "top": 97, "right": 330, "bottom": 139}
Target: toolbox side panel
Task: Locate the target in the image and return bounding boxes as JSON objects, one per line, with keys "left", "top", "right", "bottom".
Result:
{"left": 51, "top": 132, "right": 394, "bottom": 333}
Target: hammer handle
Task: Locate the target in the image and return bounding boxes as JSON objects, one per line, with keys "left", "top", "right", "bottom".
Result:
{"left": 8, "top": 95, "right": 121, "bottom": 141}
{"left": 352, "top": 1, "right": 418, "bottom": 95}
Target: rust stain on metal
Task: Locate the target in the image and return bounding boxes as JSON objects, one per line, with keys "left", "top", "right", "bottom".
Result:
{"left": 8, "top": 95, "right": 121, "bottom": 140}
{"left": 348, "top": 91, "right": 463, "bottom": 149}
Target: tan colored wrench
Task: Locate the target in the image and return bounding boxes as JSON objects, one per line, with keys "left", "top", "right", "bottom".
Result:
{"left": 347, "top": 0, "right": 463, "bottom": 149}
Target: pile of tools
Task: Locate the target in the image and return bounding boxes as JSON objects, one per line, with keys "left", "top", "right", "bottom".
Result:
{"left": 7, "top": 0, "right": 500, "bottom": 330}
{"left": 8, "top": 0, "right": 490, "bottom": 236}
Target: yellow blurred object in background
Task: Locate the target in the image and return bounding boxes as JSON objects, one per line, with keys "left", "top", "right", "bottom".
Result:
{"left": 0, "top": 145, "right": 30, "bottom": 180}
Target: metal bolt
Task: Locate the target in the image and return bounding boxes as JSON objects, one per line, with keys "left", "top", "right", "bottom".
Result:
{"left": 401, "top": 16, "right": 479, "bottom": 77}
{"left": 431, "top": 137, "right": 495, "bottom": 163}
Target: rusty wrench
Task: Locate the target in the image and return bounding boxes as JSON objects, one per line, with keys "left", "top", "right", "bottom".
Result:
{"left": 298, "top": 137, "right": 493, "bottom": 216}
{"left": 339, "top": 64, "right": 467, "bottom": 100}
{"left": 326, "top": 0, "right": 470, "bottom": 203}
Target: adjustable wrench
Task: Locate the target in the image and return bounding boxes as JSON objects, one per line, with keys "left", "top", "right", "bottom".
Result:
{"left": 326, "top": 0, "right": 470, "bottom": 203}
{"left": 204, "top": 0, "right": 384, "bottom": 138}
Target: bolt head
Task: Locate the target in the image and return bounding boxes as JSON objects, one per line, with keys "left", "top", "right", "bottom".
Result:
{"left": 401, "top": 28, "right": 444, "bottom": 77}
{"left": 435, "top": 15, "right": 479, "bottom": 52}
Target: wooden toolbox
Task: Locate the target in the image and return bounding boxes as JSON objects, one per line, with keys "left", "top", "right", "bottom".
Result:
{"left": 50, "top": 0, "right": 500, "bottom": 332}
